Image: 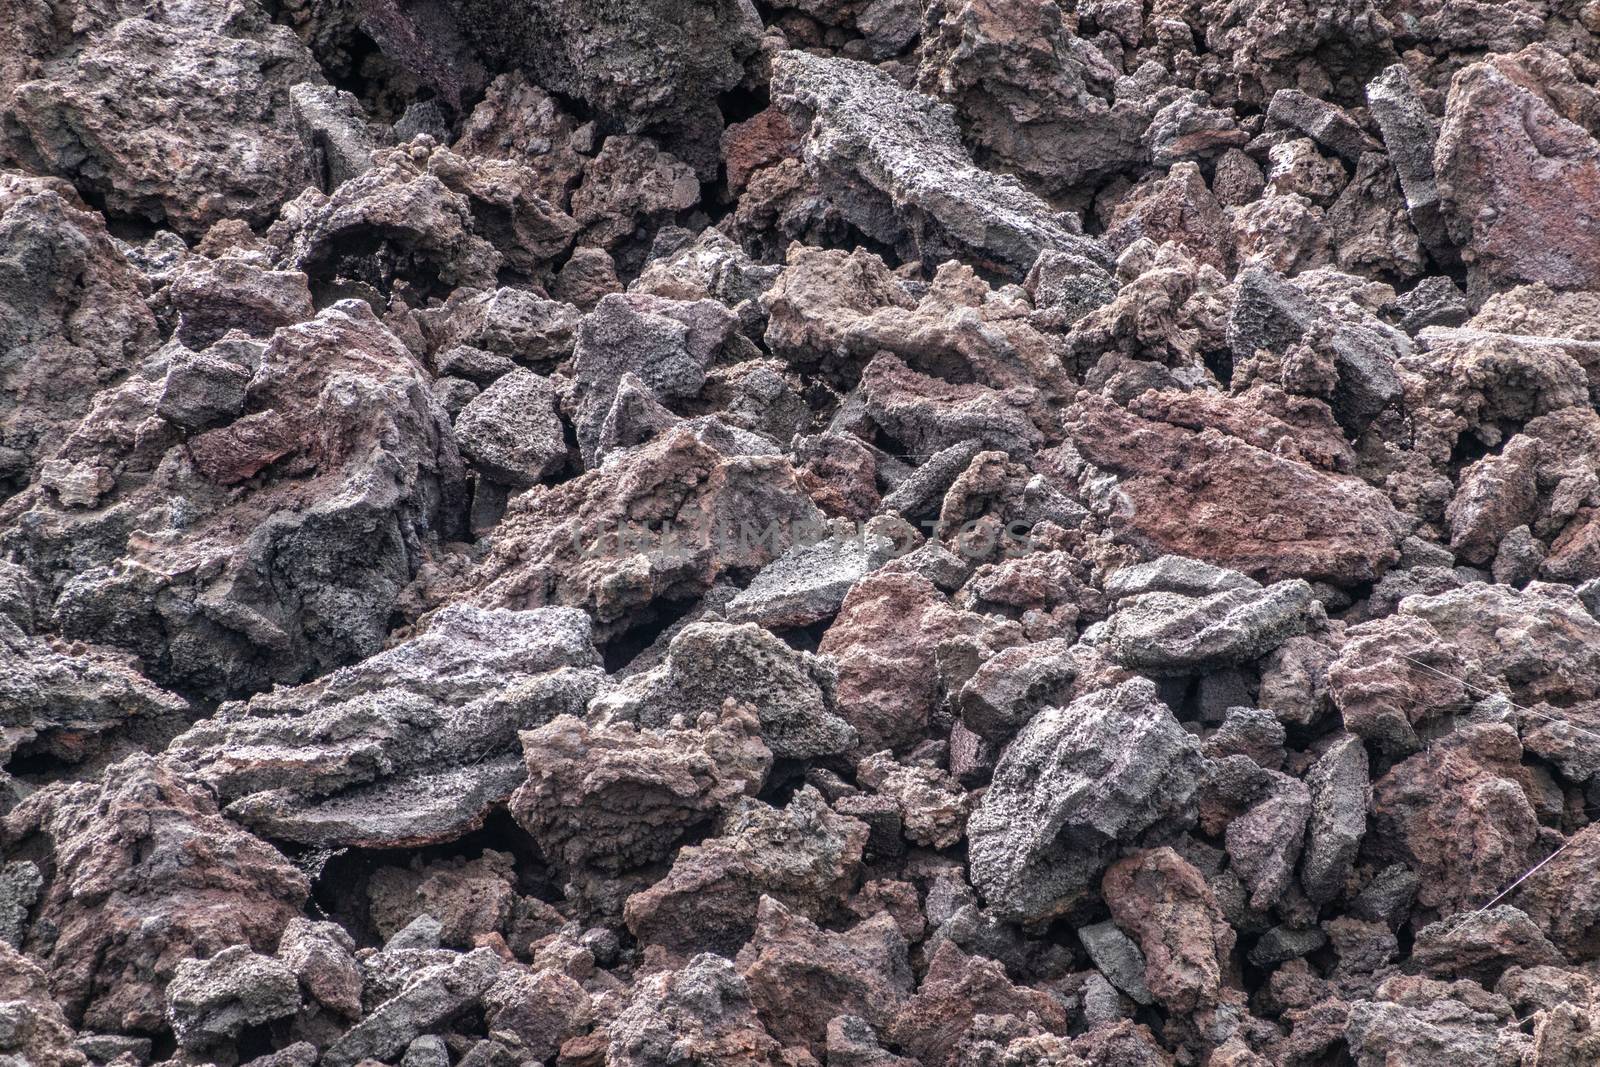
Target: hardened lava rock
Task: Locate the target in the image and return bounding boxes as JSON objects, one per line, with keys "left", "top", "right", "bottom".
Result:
{"left": 4, "top": 0, "right": 1600, "bottom": 1062}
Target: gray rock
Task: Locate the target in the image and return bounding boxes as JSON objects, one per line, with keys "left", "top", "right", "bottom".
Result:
{"left": 242, "top": 1042, "right": 319, "bottom": 1067}
{"left": 1248, "top": 925, "right": 1327, "bottom": 967}
{"left": 770, "top": 50, "right": 1110, "bottom": 280}
{"left": 1365, "top": 64, "right": 1452, "bottom": 261}
{"left": 75, "top": 1033, "right": 153, "bottom": 1065}
{"left": 1394, "top": 276, "right": 1468, "bottom": 334}
{"left": 968, "top": 679, "right": 1205, "bottom": 922}
{"left": 1104, "top": 556, "right": 1261, "bottom": 601}
{"left": 1301, "top": 735, "right": 1370, "bottom": 905}
{"left": 571, "top": 293, "right": 735, "bottom": 466}
{"left": 1351, "top": 865, "right": 1420, "bottom": 927}
{"left": 1104, "top": 580, "right": 1316, "bottom": 676}
{"left": 454, "top": 368, "right": 567, "bottom": 487}
{"left": 8, "top": 14, "right": 320, "bottom": 234}
{"left": 1225, "top": 769, "right": 1311, "bottom": 911}
{"left": 1413, "top": 906, "right": 1564, "bottom": 984}
{"left": 1077, "top": 920, "right": 1154, "bottom": 1006}
{"left": 322, "top": 948, "right": 503, "bottom": 1067}
{"left": 448, "top": 0, "right": 762, "bottom": 172}
{"left": 589, "top": 621, "right": 856, "bottom": 759}
{"left": 167, "top": 604, "right": 605, "bottom": 848}
{"left": 156, "top": 340, "right": 257, "bottom": 430}
{"left": 0, "top": 861, "right": 41, "bottom": 949}
{"left": 1267, "top": 90, "right": 1381, "bottom": 162}
{"left": 289, "top": 83, "right": 379, "bottom": 191}
{"left": 401, "top": 1034, "right": 452, "bottom": 1067}
{"left": 726, "top": 530, "right": 896, "bottom": 630}
{"left": 878, "top": 438, "right": 985, "bottom": 519}
{"left": 165, "top": 946, "right": 301, "bottom": 1049}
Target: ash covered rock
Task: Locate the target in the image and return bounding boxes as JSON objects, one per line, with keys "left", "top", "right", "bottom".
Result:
{"left": 770, "top": 50, "right": 1110, "bottom": 279}
{"left": 168, "top": 604, "right": 603, "bottom": 847}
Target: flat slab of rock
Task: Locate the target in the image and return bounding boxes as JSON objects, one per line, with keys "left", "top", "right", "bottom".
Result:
{"left": 771, "top": 50, "right": 1110, "bottom": 280}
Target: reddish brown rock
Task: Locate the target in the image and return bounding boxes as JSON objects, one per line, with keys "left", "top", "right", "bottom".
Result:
{"left": 0, "top": 174, "right": 159, "bottom": 499}
{"left": 623, "top": 788, "right": 867, "bottom": 958}
{"left": 886, "top": 941, "right": 1070, "bottom": 1067}
{"left": 0, "top": 755, "right": 308, "bottom": 1033}
{"left": 1102, "top": 848, "right": 1238, "bottom": 1016}
{"left": 1370, "top": 724, "right": 1540, "bottom": 916}
{"left": 467, "top": 421, "right": 823, "bottom": 640}
{"left": 1068, "top": 392, "right": 1407, "bottom": 585}
{"left": 735, "top": 897, "right": 912, "bottom": 1055}
{"left": 1327, "top": 614, "right": 1479, "bottom": 755}
{"left": 0, "top": 940, "right": 88, "bottom": 1067}
{"left": 510, "top": 706, "right": 771, "bottom": 882}
{"left": 819, "top": 570, "right": 974, "bottom": 753}
{"left": 1434, "top": 46, "right": 1600, "bottom": 292}
{"left": 722, "top": 110, "right": 799, "bottom": 194}
{"left": 1515, "top": 823, "right": 1600, "bottom": 959}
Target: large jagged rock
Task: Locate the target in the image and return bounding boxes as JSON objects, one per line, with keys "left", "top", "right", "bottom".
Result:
{"left": 165, "top": 946, "right": 301, "bottom": 1049}
{"left": 167, "top": 604, "right": 604, "bottom": 848}
{"left": 321, "top": 948, "right": 504, "bottom": 1067}
{"left": 590, "top": 621, "right": 856, "bottom": 759}
{"left": 1, "top": 613, "right": 189, "bottom": 770}
{"left": 1399, "top": 582, "right": 1600, "bottom": 707}
{"left": 465, "top": 421, "right": 824, "bottom": 640}
{"left": 0, "top": 174, "right": 159, "bottom": 499}
{"left": 447, "top": 0, "right": 763, "bottom": 168}
{"left": 509, "top": 705, "right": 771, "bottom": 882}
{"left": 1069, "top": 391, "right": 1408, "bottom": 584}
{"left": 1327, "top": 614, "right": 1479, "bottom": 754}
{"left": 1433, "top": 46, "right": 1600, "bottom": 293}
{"left": 624, "top": 787, "right": 868, "bottom": 957}
{"left": 968, "top": 679, "right": 1205, "bottom": 923}
{"left": 606, "top": 954, "right": 783, "bottom": 1067}
{"left": 1369, "top": 723, "right": 1540, "bottom": 916}
{"left": 4, "top": 7, "right": 321, "bottom": 234}
{"left": 770, "top": 50, "right": 1110, "bottom": 279}
{"left": 570, "top": 292, "right": 736, "bottom": 466}
{"left": 1103, "top": 579, "right": 1315, "bottom": 675}
{"left": 1515, "top": 823, "right": 1600, "bottom": 959}
{"left": 0, "top": 755, "right": 309, "bottom": 1033}
{"left": 1, "top": 300, "right": 465, "bottom": 699}
{"left": 0, "top": 940, "right": 87, "bottom": 1067}
{"left": 1343, "top": 975, "right": 1531, "bottom": 1067}
{"left": 819, "top": 570, "right": 990, "bottom": 753}
{"left": 886, "top": 941, "right": 1069, "bottom": 1067}
{"left": 1103, "top": 847, "right": 1238, "bottom": 1015}
{"left": 735, "top": 897, "right": 912, "bottom": 1055}
{"left": 916, "top": 0, "right": 1148, "bottom": 194}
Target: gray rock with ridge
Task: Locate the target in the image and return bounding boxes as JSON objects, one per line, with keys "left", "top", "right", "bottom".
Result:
{"left": 967, "top": 679, "right": 1205, "bottom": 922}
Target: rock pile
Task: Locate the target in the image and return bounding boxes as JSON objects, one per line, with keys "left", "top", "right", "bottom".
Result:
{"left": 3, "top": 0, "right": 1600, "bottom": 1064}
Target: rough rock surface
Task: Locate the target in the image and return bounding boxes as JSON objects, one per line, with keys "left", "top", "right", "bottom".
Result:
{"left": 968, "top": 679, "right": 1204, "bottom": 922}
{"left": 6, "top": 3, "right": 1599, "bottom": 1064}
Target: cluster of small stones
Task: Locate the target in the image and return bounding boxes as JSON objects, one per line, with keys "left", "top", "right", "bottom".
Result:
{"left": 4, "top": 0, "right": 1600, "bottom": 1065}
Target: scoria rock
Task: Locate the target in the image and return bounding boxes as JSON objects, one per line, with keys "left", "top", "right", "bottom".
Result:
{"left": 771, "top": 50, "right": 1110, "bottom": 280}
{"left": 968, "top": 679, "right": 1205, "bottom": 923}
{"left": 0, "top": 755, "right": 308, "bottom": 1033}
{"left": 167, "top": 604, "right": 604, "bottom": 848}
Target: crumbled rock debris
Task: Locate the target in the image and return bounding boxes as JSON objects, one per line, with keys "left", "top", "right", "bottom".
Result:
{"left": 2, "top": 1, "right": 1599, "bottom": 1063}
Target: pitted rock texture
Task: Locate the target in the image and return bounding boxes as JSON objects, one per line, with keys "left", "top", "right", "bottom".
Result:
{"left": 3, "top": 0, "right": 1600, "bottom": 1063}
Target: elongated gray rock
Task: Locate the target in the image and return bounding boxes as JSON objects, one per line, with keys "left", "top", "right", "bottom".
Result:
{"left": 771, "top": 50, "right": 1110, "bottom": 280}
{"left": 1103, "top": 579, "right": 1316, "bottom": 675}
